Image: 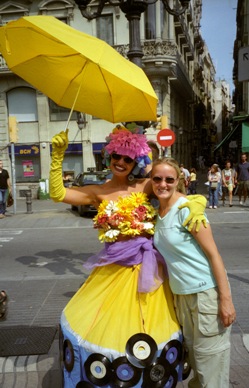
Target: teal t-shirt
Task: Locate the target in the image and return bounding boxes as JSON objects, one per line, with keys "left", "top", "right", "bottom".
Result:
{"left": 154, "top": 197, "right": 216, "bottom": 294}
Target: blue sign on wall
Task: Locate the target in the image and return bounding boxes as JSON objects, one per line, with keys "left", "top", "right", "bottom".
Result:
{"left": 9, "top": 144, "right": 40, "bottom": 156}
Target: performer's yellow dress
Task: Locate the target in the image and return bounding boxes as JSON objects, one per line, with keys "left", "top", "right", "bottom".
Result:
{"left": 60, "top": 194, "right": 183, "bottom": 387}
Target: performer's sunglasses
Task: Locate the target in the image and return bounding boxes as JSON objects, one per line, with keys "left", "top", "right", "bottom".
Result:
{"left": 111, "top": 153, "right": 134, "bottom": 164}
{"left": 152, "top": 176, "right": 177, "bottom": 184}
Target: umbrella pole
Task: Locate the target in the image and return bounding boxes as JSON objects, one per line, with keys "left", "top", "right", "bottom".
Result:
{"left": 64, "top": 77, "right": 84, "bottom": 131}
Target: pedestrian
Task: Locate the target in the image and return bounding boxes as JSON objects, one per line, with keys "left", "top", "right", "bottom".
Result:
{"left": 236, "top": 153, "right": 249, "bottom": 206}
{"left": 188, "top": 167, "right": 197, "bottom": 194}
{"left": 180, "top": 163, "right": 190, "bottom": 191}
{"left": 208, "top": 164, "right": 220, "bottom": 209}
{"left": 49, "top": 127, "right": 207, "bottom": 387}
{"left": 151, "top": 157, "right": 236, "bottom": 388}
{"left": 222, "top": 160, "right": 235, "bottom": 207}
{"left": 142, "top": 139, "right": 160, "bottom": 178}
{"left": 0, "top": 159, "right": 12, "bottom": 219}
{"left": 0, "top": 290, "right": 7, "bottom": 320}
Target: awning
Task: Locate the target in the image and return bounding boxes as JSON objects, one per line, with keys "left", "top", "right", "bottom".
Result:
{"left": 242, "top": 122, "right": 249, "bottom": 152}
{"left": 213, "top": 123, "right": 240, "bottom": 152}
{"left": 93, "top": 143, "right": 106, "bottom": 154}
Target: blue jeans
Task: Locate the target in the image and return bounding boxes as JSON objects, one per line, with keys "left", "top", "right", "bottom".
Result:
{"left": 0, "top": 189, "right": 8, "bottom": 214}
{"left": 209, "top": 187, "right": 218, "bottom": 207}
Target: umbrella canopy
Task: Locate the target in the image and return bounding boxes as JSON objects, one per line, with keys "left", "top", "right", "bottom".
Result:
{"left": 0, "top": 16, "right": 158, "bottom": 123}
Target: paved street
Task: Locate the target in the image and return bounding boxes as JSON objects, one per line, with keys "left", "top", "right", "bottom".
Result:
{"left": 0, "top": 184, "right": 249, "bottom": 387}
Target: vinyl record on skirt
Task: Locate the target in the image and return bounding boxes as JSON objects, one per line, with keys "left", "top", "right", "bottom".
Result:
{"left": 160, "top": 340, "right": 182, "bottom": 369}
{"left": 63, "top": 339, "right": 74, "bottom": 372}
{"left": 164, "top": 368, "right": 178, "bottom": 388}
{"left": 84, "top": 353, "right": 112, "bottom": 386}
{"left": 112, "top": 356, "right": 142, "bottom": 387}
{"left": 182, "top": 359, "right": 192, "bottom": 381}
{"left": 76, "top": 382, "right": 94, "bottom": 388}
{"left": 126, "top": 333, "right": 158, "bottom": 368}
{"left": 142, "top": 357, "right": 171, "bottom": 387}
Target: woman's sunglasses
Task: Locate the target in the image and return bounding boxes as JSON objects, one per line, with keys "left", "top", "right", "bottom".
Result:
{"left": 111, "top": 153, "right": 134, "bottom": 164}
{"left": 152, "top": 176, "right": 177, "bottom": 184}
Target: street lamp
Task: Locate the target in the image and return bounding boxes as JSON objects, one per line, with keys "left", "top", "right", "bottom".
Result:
{"left": 76, "top": 112, "right": 87, "bottom": 130}
{"left": 75, "top": 0, "right": 190, "bottom": 67}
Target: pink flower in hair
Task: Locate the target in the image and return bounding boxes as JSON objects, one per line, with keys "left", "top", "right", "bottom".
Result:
{"left": 105, "top": 129, "right": 151, "bottom": 160}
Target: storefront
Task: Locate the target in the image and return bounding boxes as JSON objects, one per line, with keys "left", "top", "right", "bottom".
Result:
{"left": 9, "top": 144, "right": 41, "bottom": 183}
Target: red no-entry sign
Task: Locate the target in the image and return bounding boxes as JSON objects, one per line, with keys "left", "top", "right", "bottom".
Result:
{"left": 157, "top": 129, "right": 175, "bottom": 147}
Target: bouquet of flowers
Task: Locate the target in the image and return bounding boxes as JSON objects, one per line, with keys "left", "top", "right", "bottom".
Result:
{"left": 93, "top": 192, "right": 156, "bottom": 242}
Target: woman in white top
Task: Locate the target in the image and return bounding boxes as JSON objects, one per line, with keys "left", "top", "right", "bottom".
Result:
{"left": 222, "top": 160, "right": 235, "bottom": 207}
{"left": 208, "top": 164, "right": 221, "bottom": 209}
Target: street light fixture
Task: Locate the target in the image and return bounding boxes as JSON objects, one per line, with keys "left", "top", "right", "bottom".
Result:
{"left": 75, "top": 0, "right": 190, "bottom": 67}
{"left": 76, "top": 112, "right": 87, "bottom": 130}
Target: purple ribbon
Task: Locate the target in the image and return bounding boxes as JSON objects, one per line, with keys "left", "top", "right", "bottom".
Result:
{"left": 83, "top": 237, "right": 167, "bottom": 293}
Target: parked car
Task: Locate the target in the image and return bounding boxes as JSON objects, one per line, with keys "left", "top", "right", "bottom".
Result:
{"left": 71, "top": 170, "right": 112, "bottom": 216}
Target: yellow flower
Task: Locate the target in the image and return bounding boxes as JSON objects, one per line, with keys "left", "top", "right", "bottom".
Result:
{"left": 96, "top": 200, "right": 109, "bottom": 217}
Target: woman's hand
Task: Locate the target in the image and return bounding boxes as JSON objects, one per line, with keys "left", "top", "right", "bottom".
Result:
{"left": 52, "top": 129, "right": 69, "bottom": 155}
{"left": 219, "top": 297, "right": 236, "bottom": 327}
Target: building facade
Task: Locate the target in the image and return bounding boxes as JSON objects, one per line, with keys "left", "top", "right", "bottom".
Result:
{"left": 0, "top": 0, "right": 220, "bottom": 197}
{"left": 232, "top": 0, "right": 249, "bottom": 162}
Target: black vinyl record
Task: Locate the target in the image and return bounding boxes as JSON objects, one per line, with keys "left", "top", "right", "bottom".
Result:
{"left": 76, "top": 382, "right": 94, "bottom": 388}
{"left": 112, "top": 356, "right": 142, "bottom": 387}
{"left": 84, "top": 353, "right": 112, "bottom": 386}
{"left": 63, "top": 339, "right": 74, "bottom": 372}
{"left": 182, "top": 359, "right": 191, "bottom": 381}
{"left": 160, "top": 340, "right": 182, "bottom": 369}
{"left": 165, "top": 368, "right": 178, "bottom": 388}
{"left": 142, "top": 357, "right": 171, "bottom": 387}
{"left": 126, "top": 333, "right": 158, "bottom": 368}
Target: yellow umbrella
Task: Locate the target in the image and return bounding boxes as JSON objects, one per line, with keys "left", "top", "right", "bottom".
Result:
{"left": 0, "top": 16, "right": 158, "bottom": 123}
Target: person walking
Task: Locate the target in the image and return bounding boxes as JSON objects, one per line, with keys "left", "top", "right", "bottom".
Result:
{"left": 208, "top": 164, "right": 220, "bottom": 209}
{"left": 0, "top": 290, "right": 7, "bottom": 320}
{"left": 222, "top": 160, "right": 235, "bottom": 207}
{"left": 49, "top": 127, "right": 207, "bottom": 387}
{"left": 151, "top": 157, "right": 236, "bottom": 388}
{"left": 0, "top": 160, "right": 11, "bottom": 218}
{"left": 188, "top": 167, "right": 197, "bottom": 194}
{"left": 236, "top": 153, "right": 249, "bottom": 205}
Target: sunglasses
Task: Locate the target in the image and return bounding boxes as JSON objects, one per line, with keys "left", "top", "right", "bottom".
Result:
{"left": 111, "top": 153, "right": 134, "bottom": 164}
{"left": 152, "top": 176, "right": 177, "bottom": 184}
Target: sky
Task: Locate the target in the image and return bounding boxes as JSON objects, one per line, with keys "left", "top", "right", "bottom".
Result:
{"left": 200, "top": 0, "right": 237, "bottom": 93}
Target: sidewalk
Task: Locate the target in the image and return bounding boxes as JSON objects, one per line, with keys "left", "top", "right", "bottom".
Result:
{"left": 0, "top": 196, "right": 249, "bottom": 387}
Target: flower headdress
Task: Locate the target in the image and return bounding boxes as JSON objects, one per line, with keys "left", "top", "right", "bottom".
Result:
{"left": 103, "top": 124, "right": 152, "bottom": 176}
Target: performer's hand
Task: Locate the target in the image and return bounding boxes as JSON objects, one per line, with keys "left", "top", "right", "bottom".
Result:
{"left": 52, "top": 129, "right": 69, "bottom": 155}
{"left": 179, "top": 195, "right": 207, "bottom": 232}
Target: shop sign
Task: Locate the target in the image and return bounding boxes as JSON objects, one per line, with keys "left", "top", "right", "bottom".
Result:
{"left": 9, "top": 144, "right": 40, "bottom": 156}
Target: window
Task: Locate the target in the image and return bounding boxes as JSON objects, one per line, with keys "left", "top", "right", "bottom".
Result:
{"left": 96, "top": 14, "right": 114, "bottom": 46}
{"left": 145, "top": 4, "right": 156, "bottom": 39}
{"left": 49, "top": 99, "right": 77, "bottom": 121}
{"left": 7, "top": 88, "right": 38, "bottom": 122}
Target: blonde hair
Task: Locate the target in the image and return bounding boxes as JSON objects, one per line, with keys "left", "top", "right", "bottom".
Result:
{"left": 152, "top": 157, "right": 181, "bottom": 178}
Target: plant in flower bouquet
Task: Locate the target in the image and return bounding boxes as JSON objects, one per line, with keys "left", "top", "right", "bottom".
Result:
{"left": 93, "top": 192, "right": 156, "bottom": 242}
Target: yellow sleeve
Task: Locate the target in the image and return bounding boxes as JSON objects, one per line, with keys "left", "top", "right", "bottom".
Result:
{"left": 49, "top": 129, "right": 69, "bottom": 202}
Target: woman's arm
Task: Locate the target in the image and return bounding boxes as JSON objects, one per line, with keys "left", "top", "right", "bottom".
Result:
{"left": 222, "top": 171, "right": 226, "bottom": 186}
{"left": 49, "top": 130, "right": 98, "bottom": 206}
{"left": 191, "top": 224, "right": 236, "bottom": 327}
